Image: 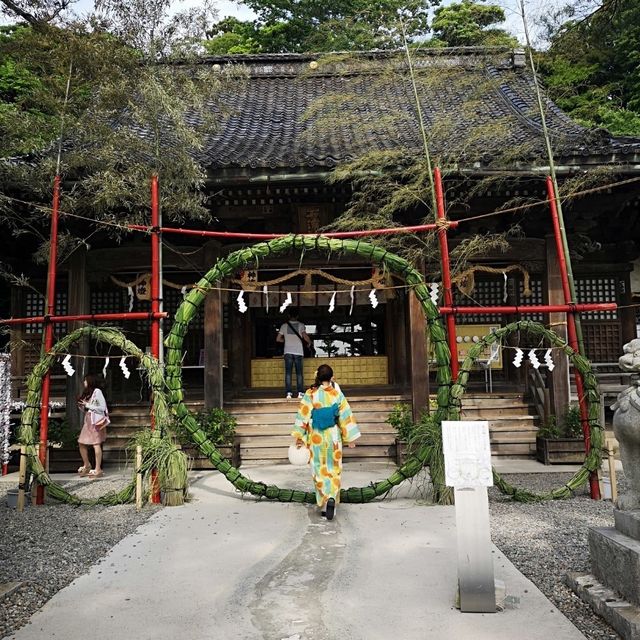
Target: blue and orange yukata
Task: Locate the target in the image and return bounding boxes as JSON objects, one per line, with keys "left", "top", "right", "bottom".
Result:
{"left": 292, "top": 384, "right": 361, "bottom": 507}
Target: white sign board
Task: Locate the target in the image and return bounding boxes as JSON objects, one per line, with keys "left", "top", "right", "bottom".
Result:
{"left": 442, "top": 421, "right": 493, "bottom": 488}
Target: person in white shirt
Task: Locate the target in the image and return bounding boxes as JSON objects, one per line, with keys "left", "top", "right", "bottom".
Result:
{"left": 76, "top": 374, "right": 110, "bottom": 478}
{"left": 277, "top": 309, "right": 312, "bottom": 399}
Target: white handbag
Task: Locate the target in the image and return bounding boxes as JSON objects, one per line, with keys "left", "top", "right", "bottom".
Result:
{"left": 288, "top": 444, "right": 310, "bottom": 466}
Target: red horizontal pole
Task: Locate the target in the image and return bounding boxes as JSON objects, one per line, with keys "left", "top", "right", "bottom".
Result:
{"left": 439, "top": 303, "right": 616, "bottom": 315}
{"left": 0, "top": 312, "right": 167, "bottom": 326}
{"left": 127, "top": 222, "right": 459, "bottom": 240}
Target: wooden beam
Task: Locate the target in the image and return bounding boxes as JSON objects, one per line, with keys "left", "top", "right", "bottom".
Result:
{"left": 204, "top": 241, "right": 224, "bottom": 409}
{"left": 545, "top": 235, "right": 570, "bottom": 418}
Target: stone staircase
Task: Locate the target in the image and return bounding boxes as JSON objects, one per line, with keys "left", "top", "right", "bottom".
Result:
{"left": 229, "top": 390, "right": 541, "bottom": 464}
{"left": 227, "top": 393, "right": 405, "bottom": 464}
{"left": 47, "top": 390, "right": 540, "bottom": 471}
{"left": 459, "top": 392, "right": 540, "bottom": 458}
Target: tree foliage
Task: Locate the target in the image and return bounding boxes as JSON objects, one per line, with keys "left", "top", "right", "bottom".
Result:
{"left": 205, "top": 0, "right": 440, "bottom": 54}
{"left": 539, "top": 0, "right": 640, "bottom": 135}
{"left": 430, "top": 0, "right": 518, "bottom": 47}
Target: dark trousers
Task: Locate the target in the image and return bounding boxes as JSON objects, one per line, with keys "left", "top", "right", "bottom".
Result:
{"left": 284, "top": 353, "right": 304, "bottom": 394}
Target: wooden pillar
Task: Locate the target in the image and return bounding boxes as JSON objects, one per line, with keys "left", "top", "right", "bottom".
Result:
{"left": 620, "top": 271, "right": 636, "bottom": 345}
{"left": 408, "top": 287, "right": 429, "bottom": 420}
{"left": 66, "top": 249, "right": 89, "bottom": 430}
{"left": 546, "top": 235, "right": 570, "bottom": 418}
{"left": 204, "top": 241, "right": 224, "bottom": 409}
{"left": 387, "top": 294, "right": 408, "bottom": 386}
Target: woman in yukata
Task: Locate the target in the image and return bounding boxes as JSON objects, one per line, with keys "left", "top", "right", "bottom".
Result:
{"left": 292, "top": 364, "right": 360, "bottom": 520}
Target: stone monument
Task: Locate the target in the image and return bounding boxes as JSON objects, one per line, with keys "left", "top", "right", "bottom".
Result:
{"left": 568, "top": 339, "right": 640, "bottom": 639}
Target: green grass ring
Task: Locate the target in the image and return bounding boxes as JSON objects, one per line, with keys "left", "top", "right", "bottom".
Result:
{"left": 451, "top": 320, "right": 603, "bottom": 501}
{"left": 18, "top": 326, "right": 168, "bottom": 505}
{"left": 166, "top": 235, "right": 456, "bottom": 504}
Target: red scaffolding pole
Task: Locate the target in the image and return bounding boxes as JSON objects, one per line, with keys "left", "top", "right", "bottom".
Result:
{"left": 434, "top": 167, "right": 459, "bottom": 381}
{"left": 36, "top": 175, "right": 61, "bottom": 504}
{"left": 2, "top": 168, "right": 613, "bottom": 503}
{"left": 547, "top": 176, "right": 600, "bottom": 499}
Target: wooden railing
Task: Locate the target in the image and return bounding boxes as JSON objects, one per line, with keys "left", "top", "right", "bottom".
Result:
{"left": 525, "top": 363, "right": 550, "bottom": 426}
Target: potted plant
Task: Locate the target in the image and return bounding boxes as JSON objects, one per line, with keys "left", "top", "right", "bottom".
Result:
{"left": 536, "top": 405, "right": 585, "bottom": 465}
{"left": 387, "top": 403, "right": 414, "bottom": 466}
{"left": 173, "top": 408, "right": 239, "bottom": 469}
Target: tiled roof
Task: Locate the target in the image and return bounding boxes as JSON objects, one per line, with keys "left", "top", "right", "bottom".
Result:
{"left": 198, "top": 49, "right": 640, "bottom": 172}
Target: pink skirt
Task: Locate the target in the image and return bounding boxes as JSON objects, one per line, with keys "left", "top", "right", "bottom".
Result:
{"left": 77, "top": 412, "right": 107, "bottom": 445}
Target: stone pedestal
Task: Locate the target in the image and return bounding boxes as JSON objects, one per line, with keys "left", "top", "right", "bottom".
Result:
{"left": 567, "top": 510, "right": 640, "bottom": 639}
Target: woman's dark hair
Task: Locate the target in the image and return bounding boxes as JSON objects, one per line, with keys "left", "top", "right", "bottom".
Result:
{"left": 78, "top": 373, "right": 102, "bottom": 401}
{"left": 313, "top": 364, "right": 334, "bottom": 389}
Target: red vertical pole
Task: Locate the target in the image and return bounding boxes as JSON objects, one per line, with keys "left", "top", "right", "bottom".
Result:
{"left": 150, "top": 175, "right": 161, "bottom": 504}
{"left": 36, "top": 175, "right": 61, "bottom": 504}
{"left": 434, "top": 168, "right": 459, "bottom": 381}
{"left": 547, "top": 176, "right": 600, "bottom": 499}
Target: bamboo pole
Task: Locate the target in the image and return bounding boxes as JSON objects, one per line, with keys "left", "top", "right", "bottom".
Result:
{"left": 37, "top": 174, "right": 60, "bottom": 505}
{"left": 547, "top": 177, "right": 600, "bottom": 499}
{"left": 150, "top": 175, "right": 161, "bottom": 504}
{"left": 17, "top": 444, "right": 27, "bottom": 512}
{"left": 136, "top": 445, "right": 143, "bottom": 510}
{"left": 127, "top": 221, "right": 459, "bottom": 240}
{"left": 0, "top": 312, "right": 167, "bottom": 326}
{"left": 519, "top": 2, "right": 586, "bottom": 355}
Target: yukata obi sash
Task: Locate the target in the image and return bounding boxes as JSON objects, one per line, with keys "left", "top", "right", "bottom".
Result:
{"left": 311, "top": 404, "right": 340, "bottom": 431}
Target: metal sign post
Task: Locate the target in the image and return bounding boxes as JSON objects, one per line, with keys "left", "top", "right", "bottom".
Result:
{"left": 442, "top": 420, "right": 496, "bottom": 613}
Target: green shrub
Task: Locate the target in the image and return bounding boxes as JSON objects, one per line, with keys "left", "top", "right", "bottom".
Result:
{"left": 538, "top": 405, "right": 583, "bottom": 439}
{"left": 173, "top": 407, "right": 237, "bottom": 447}
{"left": 47, "top": 418, "right": 78, "bottom": 447}
{"left": 386, "top": 403, "right": 414, "bottom": 442}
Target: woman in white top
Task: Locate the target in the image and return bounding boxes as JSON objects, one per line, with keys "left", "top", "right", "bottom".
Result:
{"left": 76, "top": 374, "right": 110, "bottom": 478}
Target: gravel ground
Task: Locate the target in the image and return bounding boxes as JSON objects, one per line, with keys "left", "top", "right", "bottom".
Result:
{"left": 0, "top": 476, "right": 160, "bottom": 640}
{"left": 0, "top": 471, "right": 626, "bottom": 640}
{"left": 489, "top": 473, "right": 623, "bottom": 640}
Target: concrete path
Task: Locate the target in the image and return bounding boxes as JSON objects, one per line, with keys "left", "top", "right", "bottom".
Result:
{"left": 6, "top": 464, "right": 586, "bottom": 640}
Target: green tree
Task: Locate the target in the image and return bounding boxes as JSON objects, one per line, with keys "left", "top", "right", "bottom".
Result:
{"left": 539, "top": 0, "right": 640, "bottom": 135}
{"left": 430, "top": 0, "right": 518, "bottom": 47}
{"left": 0, "top": 0, "right": 245, "bottom": 262}
{"left": 205, "top": 0, "right": 440, "bottom": 54}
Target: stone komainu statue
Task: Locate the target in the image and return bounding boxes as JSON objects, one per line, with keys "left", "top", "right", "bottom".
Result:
{"left": 612, "top": 339, "right": 640, "bottom": 510}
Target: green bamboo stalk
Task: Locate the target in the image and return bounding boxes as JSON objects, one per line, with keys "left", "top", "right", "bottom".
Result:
{"left": 519, "top": 0, "right": 586, "bottom": 356}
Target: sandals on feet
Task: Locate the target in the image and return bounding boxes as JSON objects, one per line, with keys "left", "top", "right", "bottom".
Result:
{"left": 325, "top": 498, "right": 336, "bottom": 521}
{"left": 87, "top": 469, "right": 103, "bottom": 479}
{"left": 78, "top": 466, "right": 91, "bottom": 477}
